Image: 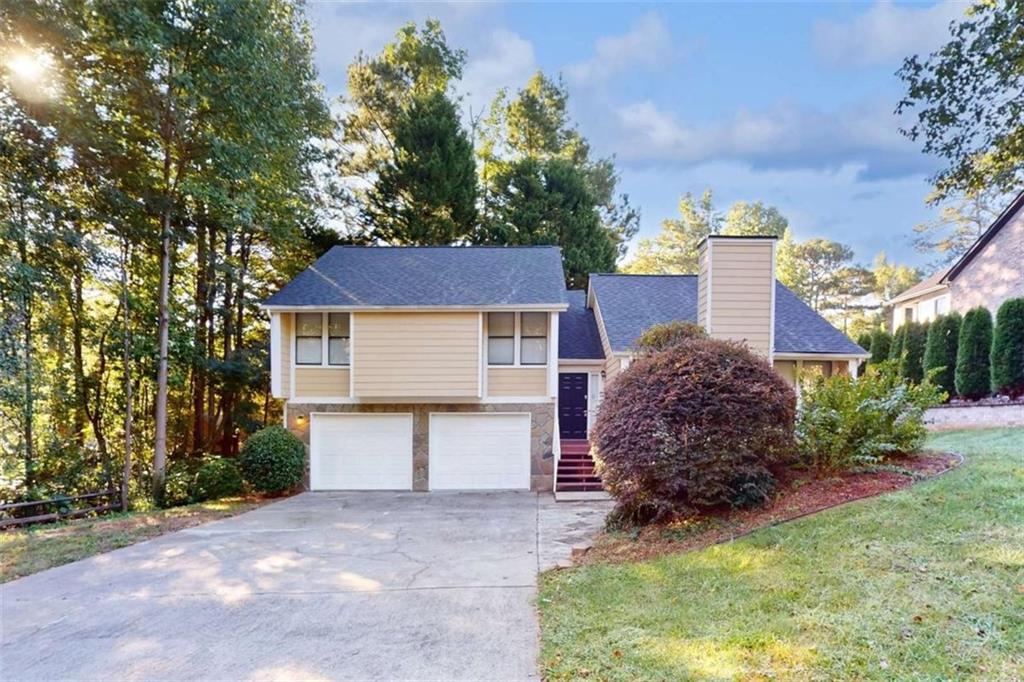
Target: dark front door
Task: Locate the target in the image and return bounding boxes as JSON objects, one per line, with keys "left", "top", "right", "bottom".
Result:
{"left": 558, "top": 373, "right": 589, "bottom": 440}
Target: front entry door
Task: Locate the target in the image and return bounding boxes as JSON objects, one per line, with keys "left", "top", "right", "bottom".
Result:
{"left": 558, "top": 373, "right": 589, "bottom": 440}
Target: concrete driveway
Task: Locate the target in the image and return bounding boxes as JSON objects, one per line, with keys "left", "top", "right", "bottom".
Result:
{"left": 1, "top": 492, "right": 610, "bottom": 681}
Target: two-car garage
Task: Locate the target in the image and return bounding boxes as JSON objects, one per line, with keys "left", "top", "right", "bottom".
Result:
{"left": 309, "top": 412, "right": 532, "bottom": 491}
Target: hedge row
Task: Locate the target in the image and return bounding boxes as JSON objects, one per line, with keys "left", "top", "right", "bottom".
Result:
{"left": 866, "top": 297, "right": 1024, "bottom": 399}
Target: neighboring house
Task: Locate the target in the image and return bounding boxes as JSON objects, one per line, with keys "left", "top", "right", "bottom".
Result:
{"left": 263, "top": 236, "right": 866, "bottom": 499}
{"left": 888, "top": 189, "right": 1024, "bottom": 331}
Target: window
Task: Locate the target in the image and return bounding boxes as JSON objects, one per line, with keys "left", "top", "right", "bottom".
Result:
{"left": 487, "top": 312, "right": 515, "bottom": 365}
{"left": 328, "top": 313, "right": 350, "bottom": 366}
{"left": 904, "top": 307, "right": 914, "bottom": 323}
{"left": 936, "top": 295, "right": 950, "bottom": 315}
{"left": 295, "top": 313, "right": 323, "bottom": 365}
{"left": 520, "top": 312, "right": 548, "bottom": 365}
{"left": 487, "top": 312, "right": 549, "bottom": 366}
{"left": 295, "top": 312, "right": 351, "bottom": 366}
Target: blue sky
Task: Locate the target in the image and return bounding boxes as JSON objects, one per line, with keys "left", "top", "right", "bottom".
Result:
{"left": 307, "top": 1, "right": 969, "bottom": 269}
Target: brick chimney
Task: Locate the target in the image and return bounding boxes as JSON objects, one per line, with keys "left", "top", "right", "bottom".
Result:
{"left": 697, "top": 235, "right": 777, "bottom": 359}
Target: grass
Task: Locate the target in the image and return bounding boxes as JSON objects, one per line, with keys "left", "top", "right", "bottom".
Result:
{"left": 0, "top": 496, "right": 270, "bottom": 583}
{"left": 539, "top": 429, "right": 1024, "bottom": 681}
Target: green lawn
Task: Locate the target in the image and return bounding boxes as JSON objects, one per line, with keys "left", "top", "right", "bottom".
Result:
{"left": 0, "top": 497, "right": 268, "bottom": 583}
{"left": 539, "top": 429, "right": 1024, "bottom": 681}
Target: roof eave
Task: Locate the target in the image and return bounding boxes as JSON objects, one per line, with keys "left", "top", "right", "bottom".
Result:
{"left": 943, "top": 188, "right": 1024, "bottom": 283}
{"left": 260, "top": 303, "right": 570, "bottom": 312}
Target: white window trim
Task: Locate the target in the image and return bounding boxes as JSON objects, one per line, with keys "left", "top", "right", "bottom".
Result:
{"left": 295, "top": 312, "right": 351, "bottom": 368}
{"left": 486, "top": 312, "right": 549, "bottom": 368}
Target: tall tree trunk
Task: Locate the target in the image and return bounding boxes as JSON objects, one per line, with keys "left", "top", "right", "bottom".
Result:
{"left": 191, "top": 216, "right": 208, "bottom": 452}
{"left": 71, "top": 244, "right": 86, "bottom": 449}
{"left": 219, "top": 229, "right": 235, "bottom": 454}
{"left": 153, "top": 209, "right": 171, "bottom": 499}
{"left": 121, "top": 239, "right": 133, "bottom": 511}
{"left": 17, "top": 199, "right": 34, "bottom": 489}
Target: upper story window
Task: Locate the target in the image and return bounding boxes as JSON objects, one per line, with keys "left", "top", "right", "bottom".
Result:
{"left": 936, "top": 295, "right": 950, "bottom": 315}
{"left": 295, "top": 312, "right": 350, "bottom": 366}
{"left": 903, "top": 307, "right": 914, "bottom": 323}
{"left": 487, "top": 312, "right": 548, "bottom": 366}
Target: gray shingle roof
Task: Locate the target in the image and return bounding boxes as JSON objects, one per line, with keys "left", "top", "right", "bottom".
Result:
{"left": 559, "top": 290, "right": 605, "bottom": 360}
{"left": 264, "top": 246, "right": 568, "bottom": 308}
{"left": 589, "top": 274, "right": 867, "bottom": 356}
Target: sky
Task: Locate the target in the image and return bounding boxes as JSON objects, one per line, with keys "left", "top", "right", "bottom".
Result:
{"left": 306, "top": 0, "right": 971, "bottom": 270}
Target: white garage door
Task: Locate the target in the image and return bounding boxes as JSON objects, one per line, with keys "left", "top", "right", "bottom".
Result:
{"left": 310, "top": 413, "right": 413, "bottom": 490}
{"left": 429, "top": 413, "right": 531, "bottom": 490}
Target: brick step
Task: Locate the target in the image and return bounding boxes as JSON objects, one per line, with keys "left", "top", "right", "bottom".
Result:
{"left": 560, "top": 446, "right": 592, "bottom": 454}
{"left": 556, "top": 477, "right": 603, "bottom": 486}
{"left": 555, "top": 482, "right": 607, "bottom": 493}
{"left": 557, "top": 466, "right": 596, "bottom": 476}
{"left": 559, "top": 452, "right": 594, "bottom": 460}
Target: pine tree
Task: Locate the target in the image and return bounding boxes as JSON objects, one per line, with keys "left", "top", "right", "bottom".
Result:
{"left": 991, "top": 298, "right": 1024, "bottom": 397}
{"left": 889, "top": 324, "right": 906, "bottom": 364}
{"left": 923, "top": 313, "right": 961, "bottom": 398}
{"left": 955, "top": 307, "right": 994, "bottom": 399}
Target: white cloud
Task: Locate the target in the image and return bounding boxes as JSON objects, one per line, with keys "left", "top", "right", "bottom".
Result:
{"left": 613, "top": 97, "right": 932, "bottom": 179}
{"left": 812, "top": 0, "right": 966, "bottom": 67}
{"left": 458, "top": 30, "right": 538, "bottom": 119}
{"left": 565, "top": 12, "right": 673, "bottom": 86}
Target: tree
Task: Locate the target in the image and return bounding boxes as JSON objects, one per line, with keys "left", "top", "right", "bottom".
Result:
{"left": 913, "top": 188, "right": 1002, "bottom": 266}
{"left": 871, "top": 252, "right": 922, "bottom": 301}
{"left": 479, "top": 71, "right": 638, "bottom": 259}
{"left": 924, "top": 313, "right": 961, "bottom": 399}
{"left": 955, "top": 307, "right": 993, "bottom": 399}
{"left": 890, "top": 324, "right": 907, "bottom": 364}
{"left": 900, "top": 321, "right": 929, "bottom": 384}
{"left": 364, "top": 90, "right": 477, "bottom": 244}
{"left": 481, "top": 157, "right": 616, "bottom": 288}
{"left": 624, "top": 190, "right": 721, "bottom": 274}
{"left": 898, "top": 1, "right": 1024, "bottom": 200}
{"left": 339, "top": 20, "right": 465, "bottom": 191}
{"left": 625, "top": 190, "right": 787, "bottom": 275}
{"left": 777, "top": 238, "right": 865, "bottom": 313}
{"left": 991, "top": 297, "right": 1024, "bottom": 397}
{"left": 869, "top": 328, "right": 892, "bottom": 365}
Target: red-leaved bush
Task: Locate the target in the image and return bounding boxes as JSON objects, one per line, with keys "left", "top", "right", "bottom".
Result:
{"left": 592, "top": 337, "right": 797, "bottom": 527}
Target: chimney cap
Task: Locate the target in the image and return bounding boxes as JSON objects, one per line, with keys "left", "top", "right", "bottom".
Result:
{"left": 697, "top": 234, "right": 779, "bottom": 249}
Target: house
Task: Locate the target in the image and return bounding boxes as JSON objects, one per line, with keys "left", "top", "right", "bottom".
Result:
{"left": 262, "top": 236, "right": 866, "bottom": 498}
{"left": 888, "top": 189, "right": 1024, "bottom": 331}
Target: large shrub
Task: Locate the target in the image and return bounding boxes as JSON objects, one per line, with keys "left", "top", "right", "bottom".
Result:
{"left": 797, "top": 362, "right": 943, "bottom": 470}
{"left": 991, "top": 297, "right": 1024, "bottom": 397}
{"left": 923, "top": 313, "right": 961, "bottom": 398}
{"left": 194, "top": 458, "right": 245, "bottom": 501}
{"left": 956, "top": 307, "right": 994, "bottom": 399}
{"left": 899, "top": 321, "right": 929, "bottom": 383}
{"left": 239, "top": 426, "right": 305, "bottom": 494}
{"left": 162, "top": 459, "right": 199, "bottom": 507}
{"left": 633, "top": 320, "right": 706, "bottom": 354}
{"left": 868, "top": 328, "right": 892, "bottom": 365}
{"left": 592, "top": 337, "right": 796, "bottom": 526}
{"left": 889, "top": 324, "right": 906, "bottom": 363}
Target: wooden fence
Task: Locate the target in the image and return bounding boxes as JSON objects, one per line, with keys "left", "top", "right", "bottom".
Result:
{"left": 0, "top": 489, "right": 122, "bottom": 529}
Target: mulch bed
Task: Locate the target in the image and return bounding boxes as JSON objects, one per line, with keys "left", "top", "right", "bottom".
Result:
{"left": 579, "top": 451, "right": 962, "bottom": 566}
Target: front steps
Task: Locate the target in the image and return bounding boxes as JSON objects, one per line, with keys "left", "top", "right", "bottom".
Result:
{"left": 555, "top": 439, "right": 610, "bottom": 501}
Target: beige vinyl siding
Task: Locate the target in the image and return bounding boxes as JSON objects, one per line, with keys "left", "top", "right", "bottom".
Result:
{"left": 487, "top": 367, "right": 547, "bottom": 397}
{"left": 708, "top": 240, "right": 773, "bottom": 356}
{"left": 773, "top": 360, "right": 796, "bottom": 386}
{"left": 280, "top": 313, "right": 292, "bottom": 397}
{"left": 352, "top": 312, "right": 480, "bottom": 398}
{"left": 590, "top": 295, "right": 622, "bottom": 382}
{"left": 295, "top": 367, "right": 350, "bottom": 397}
{"left": 698, "top": 243, "right": 709, "bottom": 329}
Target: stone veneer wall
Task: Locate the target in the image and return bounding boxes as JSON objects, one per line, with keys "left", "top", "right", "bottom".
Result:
{"left": 925, "top": 403, "right": 1024, "bottom": 431}
{"left": 286, "top": 402, "right": 557, "bottom": 491}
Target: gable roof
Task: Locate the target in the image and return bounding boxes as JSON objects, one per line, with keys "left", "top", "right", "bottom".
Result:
{"left": 888, "top": 269, "right": 948, "bottom": 305}
{"left": 589, "top": 274, "right": 866, "bottom": 356}
{"left": 559, "top": 290, "right": 605, "bottom": 360}
{"left": 264, "top": 246, "right": 568, "bottom": 309}
{"left": 943, "top": 188, "right": 1024, "bottom": 283}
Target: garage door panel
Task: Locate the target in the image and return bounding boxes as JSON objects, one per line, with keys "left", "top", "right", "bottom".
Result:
{"left": 311, "top": 414, "right": 412, "bottom": 490}
{"left": 429, "top": 413, "right": 531, "bottom": 490}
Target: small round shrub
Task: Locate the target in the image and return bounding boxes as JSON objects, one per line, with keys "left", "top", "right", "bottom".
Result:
{"left": 592, "top": 336, "right": 796, "bottom": 526}
{"left": 868, "top": 328, "right": 891, "bottom": 365}
{"left": 991, "top": 297, "right": 1024, "bottom": 397}
{"left": 956, "top": 307, "right": 993, "bottom": 399}
{"left": 633, "top": 320, "right": 706, "bottom": 354}
{"left": 239, "top": 426, "right": 305, "bottom": 494}
{"left": 923, "top": 312, "right": 960, "bottom": 399}
{"left": 162, "top": 460, "right": 196, "bottom": 507}
{"left": 194, "top": 458, "right": 245, "bottom": 501}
